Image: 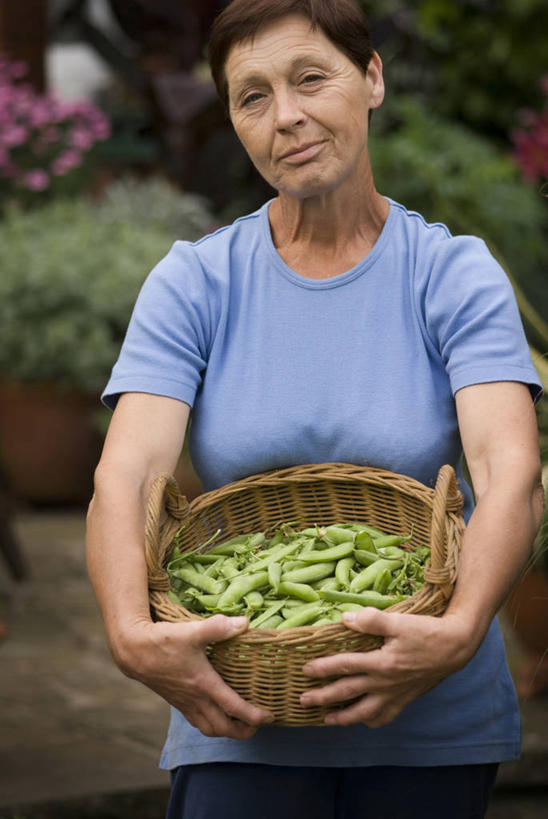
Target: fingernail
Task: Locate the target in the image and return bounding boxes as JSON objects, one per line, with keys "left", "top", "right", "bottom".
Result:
{"left": 342, "top": 612, "right": 356, "bottom": 624}
{"left": 301, "top": 694, "right": 311, "bottom": 706}
{"left": 229, "top": 616, "right": 248, "bottom": 632}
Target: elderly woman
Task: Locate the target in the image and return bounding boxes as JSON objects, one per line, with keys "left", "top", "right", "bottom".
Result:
{"left": 86, "top": 1, "right": 544, "bottom": 817}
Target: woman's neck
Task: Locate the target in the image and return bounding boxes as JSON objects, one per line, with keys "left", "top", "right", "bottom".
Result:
{"left": 268, "top": 173, "right": 389, "bottom": 279}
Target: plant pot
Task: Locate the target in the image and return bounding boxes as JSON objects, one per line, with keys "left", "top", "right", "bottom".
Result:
{"left": 0, "top": 381, "right": 103, "bottom": 506}
{"left": 502, "top": 566, "right": 548, "bottom": 699}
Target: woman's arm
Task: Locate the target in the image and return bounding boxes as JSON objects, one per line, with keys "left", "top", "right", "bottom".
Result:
{"left": 86, "top": 392, "right": 274, "bottom": 738}
{"left": 300, "top": 381, "right": 544, "bottom": 727}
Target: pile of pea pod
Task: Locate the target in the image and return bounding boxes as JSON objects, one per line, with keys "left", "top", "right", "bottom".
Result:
{"left": 166, "top": 521, "right": 431, "bottom": 629}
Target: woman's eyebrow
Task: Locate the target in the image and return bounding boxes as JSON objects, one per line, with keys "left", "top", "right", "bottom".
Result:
{"left": 230, "top": 52, "right": 329, "bottom": 97}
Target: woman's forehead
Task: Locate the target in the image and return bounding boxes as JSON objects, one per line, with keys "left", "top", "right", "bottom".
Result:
{"left": 225, "top": 15, "right": 343, "bottom": 85}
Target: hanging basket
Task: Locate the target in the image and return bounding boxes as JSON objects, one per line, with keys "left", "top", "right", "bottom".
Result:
{"left": 145, "top": 463, "right": 464, "bottom": 725}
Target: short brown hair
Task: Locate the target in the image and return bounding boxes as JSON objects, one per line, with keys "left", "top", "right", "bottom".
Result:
{"left": 208, "top": 0, "right": 374, "bottom": 110}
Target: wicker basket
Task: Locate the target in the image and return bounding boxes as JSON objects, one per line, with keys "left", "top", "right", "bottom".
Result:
{"left": 145, "top": 463, "right": 464, "bottom": 726}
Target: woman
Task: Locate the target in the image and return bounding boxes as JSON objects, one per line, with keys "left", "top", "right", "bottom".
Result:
{"left": 86, "top": 1, "right": 544, "bottom": 817}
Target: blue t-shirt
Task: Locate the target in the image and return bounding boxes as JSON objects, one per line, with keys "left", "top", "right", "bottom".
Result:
{"left": 103, "top": 197, "right": 542, "bottom": 769}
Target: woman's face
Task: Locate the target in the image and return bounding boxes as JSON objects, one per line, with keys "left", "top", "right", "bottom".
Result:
{"left": 225, "top": 14, "right": 384, "bottom": 200}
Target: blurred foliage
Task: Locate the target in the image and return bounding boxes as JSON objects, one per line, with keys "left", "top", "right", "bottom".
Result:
{"left": 0, "top": 177, "right": 214, "bottom": 395}
{"left": 369, "top": 96, "right": 548, "bottom": 344}
{"left": 361, "top": 0, "right": 548, "bottom": 142}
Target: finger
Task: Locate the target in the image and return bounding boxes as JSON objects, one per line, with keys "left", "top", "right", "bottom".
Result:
{"left": 301, "top": 675, "right": 370, "bottom": 708}
{"left": 303, "top": 650, "right": 383, "bottom": 679}
{"left": 325, "top": 692, "right": 403, "bottom": 729}
{"left": 197, "top": 700, "right": 260, "bottom": 740}
{"left": 341, "top": 608, "right": 402, "bottom": 636}
{"left": 187, "top": 614, "right": 250, "bottom": 648}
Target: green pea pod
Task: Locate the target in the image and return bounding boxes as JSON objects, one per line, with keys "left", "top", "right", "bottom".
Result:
{"left": 310, "top": 576, "right": 340, "bottom": 591}
{"left": 377, "top": 546, "right": 406, "bottom": 559}
{"left": 298, "top": 541, "right": 355, "bottom": 562}
{"left": 281, "top": 600, "right": 325, "bottom": 619}
{"left": 249, "top": 600, "right": 287, "bottom": 628}
{"left": 174, "top": 567, "right": 227, "bottom": 596}
{"left": 350, "top": 558, "right": 403, "bottom": 593}
{"left": 354, "top": 531, "right": 376, "bottom": 552}
{"left": 277, "top": 581, "right": 320, "bottom": 603}
{"left": 313, "top": 616, "right": 335, "bottom": 626}
{"left": 373, "top": 568, "right": 392, "bottom": 594}
{"left": 335, "top": 556, "right": 355, "bottom": 587}
{"left": 268, "top": 562, "right": 282, "bottom": 592}
{"left": 282, "top": 562, "right": 336, "bottom": 584}
{"left": 240, "top": 539, "right": 305, "bottom": 573}
{"left": 324, "top": 526, "right": 355, "bottom": 545}
{"left": 353, "top": 523, "right": 387, "bottom": 538}
{"left": 319, "top": 589, "right": 403, "bottom": 609}
{"left": 217, "top": 571, "right": 269, "bottom": 609}
{"left": 195, "top": 593, "right": 222, "bottom": 610}
{"left": 372, "top": 533, "right": 413, "bottom": 549}
{"left": 218, "top": 557, "right": 240, "bottom": 579}
{"left": 259, "top": 614, "right": 284, "bottom": 629}
{"left": 190, "top": 553, "right": 223, "bottom": 564}
{"left": 248, "top": 532, "right": 266, "bottom": 549}
{"left": 353, "top": 549, "right": 380, "bottom": 567}
{"left": 208, "top": 534, "right": 250, "bottom": 555}
{"left": 244, "top": 591, "right": 264, "bottom": 610}
{"left": 277, "top": 604, "right": 324, "bottom": 629}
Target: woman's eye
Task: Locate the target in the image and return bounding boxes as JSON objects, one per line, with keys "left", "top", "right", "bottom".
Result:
{"left": 302, "top": 74, "right": 324, "bottom": 84}
{"left": 242, "top": 92, "right": 264, "bottom": 107}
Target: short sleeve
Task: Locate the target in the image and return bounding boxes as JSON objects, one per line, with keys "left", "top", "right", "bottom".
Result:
{"left": 101, "top": 241, "right": 213, "bottom": 410}
{"left": 423, "top": 236, "right": 542, "bottom": 403}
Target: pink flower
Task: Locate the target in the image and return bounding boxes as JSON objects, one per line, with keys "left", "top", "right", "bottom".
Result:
{"left": 50, "top": 149, "right": 82, "bottom": 176}
{"left": 21, "top": 169, "right": 49, "bottom": 191}
{"left": 69, "top": 127, "right": 95, "bottom": 151}
{"left": 1, "top": 124, "right": 28, "bottom": 146}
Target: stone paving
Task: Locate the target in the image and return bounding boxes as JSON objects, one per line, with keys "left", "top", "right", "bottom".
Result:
{"left": 0, "top": 511, "right": 546, "bottom": 816}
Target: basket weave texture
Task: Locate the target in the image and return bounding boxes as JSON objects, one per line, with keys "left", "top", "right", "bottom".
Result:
{"left": 145, "top": 463, "right": 464, "bottom": 726}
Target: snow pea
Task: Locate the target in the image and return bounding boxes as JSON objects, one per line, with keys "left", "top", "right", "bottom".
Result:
{"left": 281, "top": 562, "right": 336, "bottom": 584}
{"left": 319, "top": 589, "right": 403, "bottom": 609}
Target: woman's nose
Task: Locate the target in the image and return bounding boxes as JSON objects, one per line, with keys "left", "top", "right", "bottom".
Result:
{"left": 273, "top": 88, "right": 306, "bottom": 130}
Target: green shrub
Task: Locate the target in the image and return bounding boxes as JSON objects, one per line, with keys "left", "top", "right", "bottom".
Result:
{"left": 0, "top": 178, "right": 214, "bottom": 394}
{"left": 369, "top": 97, "right": 548, "bottom": 344}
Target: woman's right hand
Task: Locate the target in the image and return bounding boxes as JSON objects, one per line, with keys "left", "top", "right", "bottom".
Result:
{"left": 113, "top": 614, "right": 275, "bottom": 740}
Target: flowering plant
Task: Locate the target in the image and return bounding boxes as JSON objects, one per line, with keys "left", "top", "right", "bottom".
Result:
{"left": 0, "top": 55, "right": 111, "bottom": 206}
{"left": 511, "top": 76, "right": 548, "bottom": 185}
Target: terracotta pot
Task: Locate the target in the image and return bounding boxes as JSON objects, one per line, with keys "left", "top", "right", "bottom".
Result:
{"left": 503, "top": 566, "right": 548, "bottom": 699}
{"left": 0, "top": 381, "right": 103, "bottom": 506}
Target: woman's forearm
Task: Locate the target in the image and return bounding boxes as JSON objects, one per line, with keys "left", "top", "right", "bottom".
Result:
{"left": 445, "top": 469, "right": 544, "bottom": 652}
{"left": 86, "top": 467, "right": 153, "bottom": 664}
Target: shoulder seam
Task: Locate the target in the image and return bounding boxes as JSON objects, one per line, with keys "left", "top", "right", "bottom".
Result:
{"left": 390, "top": 200, "right": 452, "bottom": 239}
{"left": 191, "top": 210, "right": 261, "bottom": 248}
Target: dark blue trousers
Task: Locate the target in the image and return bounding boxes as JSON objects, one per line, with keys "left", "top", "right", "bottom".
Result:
{"left": 166, "top": 761, "right": 499, "bottom": 819}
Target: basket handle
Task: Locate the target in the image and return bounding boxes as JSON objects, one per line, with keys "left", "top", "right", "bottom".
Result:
{"left": 145, "top": 473, "right": 190, "bottom": 591}
{"left": 425, "top": 465, "right": 461, "bottom": 586}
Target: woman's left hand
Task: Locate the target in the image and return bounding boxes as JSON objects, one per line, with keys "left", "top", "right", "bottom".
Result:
{"left": 300, "top": 608, "right": 477, "bottom": 728}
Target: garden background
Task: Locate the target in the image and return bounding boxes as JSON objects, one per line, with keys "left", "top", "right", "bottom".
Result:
{"left": 0, "top": 1, "right": 547, "bottom": 815}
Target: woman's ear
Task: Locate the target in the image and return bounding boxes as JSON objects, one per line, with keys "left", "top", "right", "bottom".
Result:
{"left": 367, "top": 51, "right": 385, "bottom": 110}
